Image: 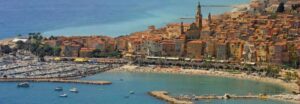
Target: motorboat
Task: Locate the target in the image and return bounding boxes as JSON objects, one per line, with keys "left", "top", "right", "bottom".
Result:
{"left": 69, "top": 88, "right": 78, "bottom": 93}
{"left": 54, "top": 87, "right": 63, "bottom": 91}
{"left": 17, "top": 82, "right": 30, "bottom": 88}
{"left": 129, "top": 91, "right": 135, "bottom": 94}
{"left": 59, "top": 94, "right": 68, "bottom": 97}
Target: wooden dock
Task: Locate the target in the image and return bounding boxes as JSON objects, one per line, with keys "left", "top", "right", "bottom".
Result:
{"left": 0, "top": 78, "right": 112, "bottom": 85}
{"left": 149, "top": 91, "right": 193, "bottom": 104}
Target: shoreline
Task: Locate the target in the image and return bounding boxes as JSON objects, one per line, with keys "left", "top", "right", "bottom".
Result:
{"left": 111, "top": 64, "right": 299, "bottom": 93}
{"left": 112, "top": 64, "right": 300, "bottom": 103}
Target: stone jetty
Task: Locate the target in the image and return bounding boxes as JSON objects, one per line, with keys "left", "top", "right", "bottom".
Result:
{"left": 0, "top": 78, "right": 112, "bottom": 85}
{"left": 149, "top": 91, "right": 193, "bottom": 104}
{"left": 150, "top": 91, "right": 300, "bottom": 104}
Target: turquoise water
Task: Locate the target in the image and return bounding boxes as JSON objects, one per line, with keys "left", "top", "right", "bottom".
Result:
{"left": 0, "top": 72, "right": 291, "bottom": 104}
{"left": 0, "top": 0, "right": 249, "bottom": 39}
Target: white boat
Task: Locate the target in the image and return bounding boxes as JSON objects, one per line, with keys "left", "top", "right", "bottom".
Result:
{"left": 69, "top": 88, "right": 78, "bottom": 93}
{"left": 54, "top": 87, "right": 63, "bottom": 91}
{"left": 59, "top": 94, "right": 68, "bottom": 97}
{"left": 129, "top": 91, "right": 135, "bottom": 94}
{"left": 17, "top": 82, "right": 30, "bottom": 88}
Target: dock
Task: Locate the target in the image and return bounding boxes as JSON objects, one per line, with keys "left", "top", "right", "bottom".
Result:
{"left": 149, "top": 91, "right": 193, "bottom": 104}
{"left": 191, "top": 95, "right": 260, "bottom": 100}
{"left": 0, "top": 78, "right": 112, "bottom": 85}
{"left": 148, "top": 91, "right": 288, "bottom": 104}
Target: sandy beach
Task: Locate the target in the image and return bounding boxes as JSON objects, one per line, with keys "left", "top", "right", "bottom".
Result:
{"left": 111, "top": 64, "right": 300, "bottom": 103}
{"left": 112, "top": 64, "right": 299, "bottom": 93}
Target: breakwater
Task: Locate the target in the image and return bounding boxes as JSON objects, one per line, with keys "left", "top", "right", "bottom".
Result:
{"left": 149, "top": 91, "right": 193, "bottom": 104}
{"left": 0, "top": 78, "right": 112, "bottom": 85}
{"left": 149, "top": 91, "right": 300, "bottom": 104}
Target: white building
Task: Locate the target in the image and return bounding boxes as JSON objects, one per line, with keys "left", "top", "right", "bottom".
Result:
{"left": 12, "top": 37, "right": 28, "bottom": 43}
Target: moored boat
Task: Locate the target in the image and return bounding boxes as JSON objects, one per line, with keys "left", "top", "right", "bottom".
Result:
{"left": 55, "top": 87, "right": 63, "bottom": 91}
{"left": 69, "top": 88, "right": 78, "bottom": 93}
{"left": 59, "top": 94, "right": 68, "bottom": 97}
{"left": 129, "top": 91, "right": 135, "bottom": 94}
{"left": 17, "top": 82, "right": 30, "bottom": 88}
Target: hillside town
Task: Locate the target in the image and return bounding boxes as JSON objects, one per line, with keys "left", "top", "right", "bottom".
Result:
{"left": 0, "top": 0, "right": 300, "bottom": 103}
{"left": 12, "top": 0, "right": 296, "bottom": 67}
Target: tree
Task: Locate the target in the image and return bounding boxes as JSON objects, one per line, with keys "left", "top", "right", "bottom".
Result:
{"left": 52, "top": 46, "right": 61, "bottom": 56}
{"left": 91, "top": 49, "right": 103, "bottom": 58}
{"left": 49, "top": 35, "right": 57, "bottom": 40}
{"left": 284, "top": 72, "right": 293, "bottom": 82}
{"left": 265, "top": 66, "right": 280, "bottom": 78}
{"left": 288, "top": 44, "right": 299, "bottom": 68}
{"left": 0, "top": 45, "right": 12, "bottom": 54}
{"left": 16, "top": 41, "right": 25, "bottom": 50}
{"left": 276, "top": 2, "right": 285, "bottom": 13}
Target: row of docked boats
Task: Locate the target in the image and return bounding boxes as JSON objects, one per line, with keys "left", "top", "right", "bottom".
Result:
{"left": 55, "top": 87, "right": 79, "bottom": 98}
{"left": 17, "top": 82, "right": 78, "bottom": 98}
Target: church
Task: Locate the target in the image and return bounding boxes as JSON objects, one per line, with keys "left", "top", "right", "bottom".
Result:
{"left": 181, "top": 2, "right": 203, "bottom": 41}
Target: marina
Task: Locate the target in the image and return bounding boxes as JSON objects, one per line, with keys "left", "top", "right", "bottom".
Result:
{"left": 0, "top": 79, "right": 112, "bottom": 85}
{"left": 0, "top": 52, "right": 124, "bottom": 79}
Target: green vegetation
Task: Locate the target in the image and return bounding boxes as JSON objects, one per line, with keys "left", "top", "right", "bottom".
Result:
{"left": 0, "top": 45, "right": 12, "bottom": 54}
{"left": 15, "top": 33, "right": 62, "bottom": 61}
{"left": 91, "top": 49, "right": 121, "bottom": 58}
{"left": 284, "top": 71, "right": 299, "bottom": 82}
{"left": 287, "top": 44, "right": 299, "bottom": 68}
{"left": 226, "top": 70, "right": 242, "bottom": 74}
{"left": 264, "top": 66, "right": 280, "bottom": 78}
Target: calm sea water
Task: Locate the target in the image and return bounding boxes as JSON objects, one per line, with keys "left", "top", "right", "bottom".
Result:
{"left": 0, "top": 72, "right": 291, "bottom": 104}
{"left": 0, "top": 0, "right": 249, "bottom": 39}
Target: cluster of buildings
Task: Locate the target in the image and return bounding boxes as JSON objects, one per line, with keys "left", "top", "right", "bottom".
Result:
{"left": 40, "top": 0, "right": 300, "bottom": 66}
{"left": 115, "top": 0, "right": 300, "bottom": 66}
{"left": 44, "top": 36, "right": 116, "bottom": 57}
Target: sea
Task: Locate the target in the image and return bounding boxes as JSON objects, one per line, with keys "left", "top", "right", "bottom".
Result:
{"left": 0, "top": 72, "right": 291, "bottom": 104}
{"left": 0, "top": 0, "right": 249, "bottom": 39}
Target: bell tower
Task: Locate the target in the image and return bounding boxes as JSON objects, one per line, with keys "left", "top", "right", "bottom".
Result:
{"left": 195, "top": 2, "right": 203, "bottom": 31}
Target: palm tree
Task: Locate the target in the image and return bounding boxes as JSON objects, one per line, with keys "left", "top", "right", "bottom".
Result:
{"left": 288, "top": 44, "right": 299, "bottom": 68}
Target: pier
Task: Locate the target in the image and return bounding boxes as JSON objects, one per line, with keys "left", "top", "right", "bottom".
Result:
{"left": 0, "top": 78, "right": 112, "bottom": 85}
{"left": 178, "top": 94, "right": 262, "bottom": 100}
{"left": 149, "top": 91, "right": 193, "bottom": 104}
{"left": 149, "top": 91, "right": 300, "bottom": 104}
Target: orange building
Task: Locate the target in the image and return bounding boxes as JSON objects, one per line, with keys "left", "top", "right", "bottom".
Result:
{"left": 186, "top": 40, "right": 205, "bottom": 59}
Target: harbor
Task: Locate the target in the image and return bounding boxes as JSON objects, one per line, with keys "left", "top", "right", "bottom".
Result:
{"left": 0, "top": 51, "right": 125, "bottom": 79}
{"left": 0, "top": 78, "right": 112, "bottom": 85}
